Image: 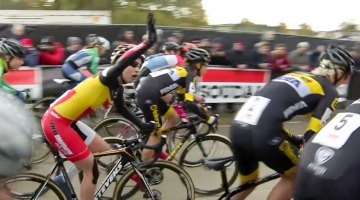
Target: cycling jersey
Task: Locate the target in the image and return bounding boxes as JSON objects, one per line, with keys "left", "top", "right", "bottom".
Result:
{"left": 294, "top": 99, "right": 360, "bottom": 200}
{"left": 136, "top": 66, "right": 207, "bottom": 134}
{"left": 61, "top": 48, "right": 100, "bottom": 86}
{"left": 135, "top": 54, "right": 183, "bottom": 88}
{"left": 0, "top": 58, "right": 17, "bottom": 94}
{"left": 42, "top": 42, "right": 151, "bottom": 162}
{"left": 230, "top": 71, "right": 338, "bottom": 182}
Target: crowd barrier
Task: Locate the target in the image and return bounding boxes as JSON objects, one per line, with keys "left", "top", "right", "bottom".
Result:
{"left": 4, "top": 65, "right": 358, "bottom": 103}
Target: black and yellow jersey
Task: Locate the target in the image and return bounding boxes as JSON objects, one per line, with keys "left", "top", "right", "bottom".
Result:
{"left": 234, "top": 71, "right": 338, "bottom": 136}
{"left": 136, "top": 66, "right": 197, "bottom": 102}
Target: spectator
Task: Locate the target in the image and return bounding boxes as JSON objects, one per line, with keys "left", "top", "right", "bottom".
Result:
{"left": 120, "top": 29, "right": 137, "bottom": 45}
{"left": 167, "top": 31, "right": 183, "bottom": 44}
{"left": 226, "top": 41, "right": 250, "bottom": 69}
{"left": 209, "top": 37, "right": 229, "bottom": 65}
{"left": 309, "top": 44, "right": 326, "bottom": 69}
{"left": 289, "top": 41, "right": 311, "bottom": 71}
{"left": 38, "top": 36, "right": 65, "bottom": 65}
{"left": 64, "top": 37, "right": 83, "bottom": 60}
{"left": 268, "top": 43, "right": 291, "bottom": 71}
{"left": 5, "top": 24, "right": 27, "bottom": 40}
{"left": 248, "top": 41, "right": 271, "bottom": 69}
{"left": 197, "top": 38, "right": 211, "bottom": 53}
{"left": 19, "top": 38, "right": 39, "bottom": 67}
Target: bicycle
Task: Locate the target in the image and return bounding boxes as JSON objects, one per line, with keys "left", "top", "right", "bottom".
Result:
{"left": 4, "top": 134, "right": 195, "bottom": 200}
{"left": 204, "top": 156, "right": 280, "bottom": 200}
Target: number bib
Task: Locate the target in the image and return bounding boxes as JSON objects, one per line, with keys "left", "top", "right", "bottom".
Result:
{"left": 312, "top": 112, "right": 360, "bottom": 149}
{"left": 234, "top": 96, "right": 270, "bottom": 125}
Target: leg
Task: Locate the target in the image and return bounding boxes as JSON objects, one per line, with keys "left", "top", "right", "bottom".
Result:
{"left": 267, "top": 168, "right": 296, "bottom": 200}
{"left": 162, "top": 106, "right": 180, "bottom": 131}
{"left": 73, "top": 154, "right": 97, "bottom": 200}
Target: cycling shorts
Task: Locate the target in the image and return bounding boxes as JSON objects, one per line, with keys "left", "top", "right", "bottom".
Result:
{"left": 230, "top": 122, "right": 299, "bottom": 182}
{"left": 41, "top": 109, "right": 96, "bottom": 162}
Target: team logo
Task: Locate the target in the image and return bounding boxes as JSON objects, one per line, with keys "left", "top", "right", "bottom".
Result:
{"left": 314, "top": 146, "right": 334, "bottom": 165}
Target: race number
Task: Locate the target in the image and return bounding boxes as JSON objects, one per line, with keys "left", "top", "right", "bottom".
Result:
{"left": 234, "top": 96, "right": 270, "bottom": 125}
{"left": 312, "top": 112, "right": 360, "bottom": 149}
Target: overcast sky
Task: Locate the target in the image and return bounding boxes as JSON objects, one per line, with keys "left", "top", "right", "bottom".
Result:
{"left": 201, "top": 0, "right": 360, "bottom": 31}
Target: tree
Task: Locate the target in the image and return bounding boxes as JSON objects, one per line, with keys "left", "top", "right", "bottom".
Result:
{"left": 339, "top": 21, "right": 358, "bottom": 33}
{"left": 278, "top": 22, "right": 288, "bottom": 33}
{"left": 297, "top": 23, "right": 315, "bottom": 36}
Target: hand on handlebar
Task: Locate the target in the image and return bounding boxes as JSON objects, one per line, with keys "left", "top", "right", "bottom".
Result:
{"left": 15, "top": 89, "right": 30, "bottom": 101}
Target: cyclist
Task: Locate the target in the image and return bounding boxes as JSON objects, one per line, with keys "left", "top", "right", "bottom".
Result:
{"left": 61, "top": 35, "right": 110, "bottom": 88}
{"left": 0, "top": 90, "right": 35, "bottom": 200}
{"left": 41, "top": 13, "right": 156, "bottom": 200}
{"left": 135, "top": 47, "right": 217, "bottom": 162}
{"left": 229, "top": 45, "right": 354, "bottom": 200}
{"left": 0, "top": 38, "right": 28, "bottom": 100}
{"left": 294, "top": 100, "right": 360, "bottom": 199}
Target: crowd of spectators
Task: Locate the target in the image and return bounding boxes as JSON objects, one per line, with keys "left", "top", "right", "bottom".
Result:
{"left": 3, "top": 24, "right": 360, "bottom": 112}
{"left": 2, "top": 24, "right": 360, "bottom": 72}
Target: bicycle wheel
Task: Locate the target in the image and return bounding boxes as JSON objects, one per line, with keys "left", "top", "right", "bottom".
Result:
{"left": 93, "top": 117, "right": 139, "bottom": 139}
{"left": 5, "top": 173, "right": 67, "bottom": 200}
{"left": 29, "top": 97, "right": 55, "bottom": 164}
{"left": 30, "top": 132, "right": 51, "bottom": 164}
{"left": 31, "top": 97, "right": 56, "bottom": 119}
{"left": 113, "top": 160, "right": 195, "bottom": 200}
{"left": 178, "top": 134, "right": 238, "bottom": 195}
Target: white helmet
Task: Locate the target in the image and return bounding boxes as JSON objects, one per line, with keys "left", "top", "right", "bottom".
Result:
{"left": 0, "top": 90, "right": 35, "bottom": 177}
{"left": 97, "top": 37, "right": 110, "bottom": 50}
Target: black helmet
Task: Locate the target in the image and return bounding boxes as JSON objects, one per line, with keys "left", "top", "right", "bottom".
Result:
{"left": 110, "top": 44, "right": 135, "bottom": 64}
{"left": 161, "top": 42, "right": 179, "bottom": 52}
{"left": 185, "top": 48, "right": 211, "bottom": 63}
{"left": 0, "top": 38, "right": 25, "bottom": 58}
{"left": 320, "top": 45, "right": 354, "bottom": 76}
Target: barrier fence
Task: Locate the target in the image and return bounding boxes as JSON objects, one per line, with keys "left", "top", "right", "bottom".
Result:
{"left": 4, "top": 65, "right": 359, "bottom": 102}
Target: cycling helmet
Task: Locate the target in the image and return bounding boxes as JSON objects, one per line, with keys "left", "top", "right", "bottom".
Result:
{"left": 0, "top": 91, "right": 34, "bottom": 177}
{"left": 185, "top": 48, "right": 211, "bottom": 63}
{"left": 161, "top": 42, "right": 179, "bottom": 52}
{"left": 319, "top": 44, "right": 354, "bottom": 76}
{"left": 110, "top": 44, "right": 135, "bottom": 64}
{"left": 85, "top": 34, "right": 99, "bottom": 46}
{"left": 97, "top": 37, "right": 110, "bottom": 50}
{"left": 0, "top": 38, "right": 26, "bottom": 58}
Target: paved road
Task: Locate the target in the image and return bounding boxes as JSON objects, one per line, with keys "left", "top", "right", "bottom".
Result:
{"left": 24, "top": 108, "right": 321, "bottom": 200}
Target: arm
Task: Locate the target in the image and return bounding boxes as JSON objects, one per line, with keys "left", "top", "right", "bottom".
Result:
{"left": 0, "top": 66, "right": 17, "bottom": 94}
{"left": 112, "top": 87, "right": 147, "bottom": 129}
{"left": 100, "top": 13, "right": 157, "bottom": 88}
{"left": 182, "top": 70, "right": 208, "bottom": 120}
{"left": 304, "top": 92, "right": 339, "bottom": 141}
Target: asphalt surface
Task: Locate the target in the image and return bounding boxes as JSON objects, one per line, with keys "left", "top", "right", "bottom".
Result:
{"left": 22, "top": 103, "right": 332, "bottom": 200}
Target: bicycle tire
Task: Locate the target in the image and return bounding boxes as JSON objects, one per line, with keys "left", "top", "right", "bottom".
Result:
{"left": 113, "top": 160, "right": 195, "bottom": 200}
{"left": 5, "top": 173, "right": 67, "bottom": 200}
{"left": 30, "top": 132, "right": 52, "bottom": 164}
{"left": 30, "top": 97, "right": 56, "bottom": 165}
{"left": 31, "top": 97, "right": 56, "bottom": 118}
{"left": 178, "top": 134, "right": 238, "bottom": 195}
{"left": 93, "top": 117, "right": 139, "bottom": 139}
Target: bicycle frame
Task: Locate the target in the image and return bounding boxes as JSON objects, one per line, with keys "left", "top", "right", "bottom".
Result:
{"left": 30, "top": 141, "right": 158, "bottom": 200}
{"left": 218, "top": 172, "right": 280, "bottom": 200}
{"left": 164, "top": 118, "right": 211, "bottom": 162}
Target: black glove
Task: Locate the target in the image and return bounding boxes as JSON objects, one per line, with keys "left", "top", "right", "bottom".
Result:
{"left": 146, "top": 12, "right": 157, "bottom": 45}
{"left": 139, "top": 121, "right": 156, "bottom": 135}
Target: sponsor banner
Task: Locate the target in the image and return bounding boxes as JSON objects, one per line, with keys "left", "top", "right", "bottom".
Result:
{"left": 4, "top": 67, "right": 42, "bottom": 99}
{"left": 198, "top": 68, "right": 270, "bottom": 103}
{"left": 3, "top": 66, "right": 353, "bottom": 103}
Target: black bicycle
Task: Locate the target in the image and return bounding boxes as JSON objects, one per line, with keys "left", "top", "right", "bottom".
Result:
{"left": 204, "top": 156, "right": 279, "bottom": 200}
{"left": 4, "top": 135, "right": 195, "bottom": 200}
